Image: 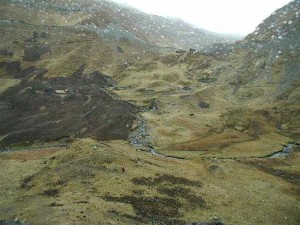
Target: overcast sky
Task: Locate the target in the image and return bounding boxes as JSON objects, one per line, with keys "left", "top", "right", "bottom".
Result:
{"left": 111, "top": 0, "right": 292, "bottom": 35}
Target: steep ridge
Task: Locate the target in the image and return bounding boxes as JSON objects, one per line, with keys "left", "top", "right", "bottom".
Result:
{"left": 218, "top": 0, "right": 300, "bottom": 139}
{"left": 231, "top": 0, "right": 300, "bottom": 102}
{"left": 0, "top": 0, "right": 238, "bottom": 50}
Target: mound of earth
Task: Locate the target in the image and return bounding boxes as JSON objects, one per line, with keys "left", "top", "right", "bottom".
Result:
{"left": 0, "top": 66, "right": 138, "bottom": 146}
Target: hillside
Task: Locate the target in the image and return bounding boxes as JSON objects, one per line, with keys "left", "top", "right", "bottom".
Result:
{"left": 0, "top": 0, "right": 299, "bottom": 225}
{"left": 0, "top": 0, "right": 238, "bottom": 49}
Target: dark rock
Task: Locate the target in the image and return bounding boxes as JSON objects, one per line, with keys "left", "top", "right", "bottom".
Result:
{"left": 49, "top": 202, "right": 64, "bottom": 207}
{"left": 0, "top": 101, "right": 11, "bottom": 109}
{"left": 42, "top": 188, "right": 59, "bottom": 197}
{"left": 21, "top": 174, "right": 35, "bottom": 189}
{"left": 182, "top": 86, "right": 192, "bottom": 90}
{"left": 5, "top": 61, "right": 21, "bottom": 77}
{"left": 0, "top": 49, "right": 13, "bottom": 57}
{"left": 137, "top": 88, "right": 154, "bottom": 93}
{"left": 209, "top": 165, "right": 220, "bottom": 172}
{"left": 32, "top": 31, "right": 39, "bottom": 39}
{"left": 112, "top": 86, "right": 128, "bottom": 90}
{"left": 116, "top": 45, "right": 124, "bottom": 53}
{"left": 24, "top": 44, "right": 51, "bottom": 61}
{"left": 40, "top": 32, "right": 48, "bottom": 38}
{"left": 149, "top": 98, "right": 159, "bottom": 110}
{"left": 199, "top": 77, "right": 217, "bottom": 83}
{"left": 87, "top": 71, "right": 115, "bottom": 88}
{"left": 175, "top": 49, "right": 186, "bottom": 54}
{"left": 25, "top": 38, "right": 36, "bottom": 43}
{"left": 187, "top": 219, "right": 225, "bottom": 225}
{"left": 198, "top": 101, "right": 210, "bottom": 109}
{"left": 256, "top": 60, "right": 266, "bottom": 69}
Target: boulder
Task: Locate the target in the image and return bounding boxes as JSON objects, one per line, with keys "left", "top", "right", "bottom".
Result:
{"left": 198, "top": 101, "right": 210, "bottom": 109}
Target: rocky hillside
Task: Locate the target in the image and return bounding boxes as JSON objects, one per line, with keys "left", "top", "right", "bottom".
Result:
{"left": 216, "top": 0, "right": 300, "bottom": 139}
{"left": 0, "top": 0, "right": 299, "bottom": 147}
{"left": 0, "top": 0, "right": 238, "bottom": 50}
{"left": 236, "top": 0, "right": 300, "bottom": 101}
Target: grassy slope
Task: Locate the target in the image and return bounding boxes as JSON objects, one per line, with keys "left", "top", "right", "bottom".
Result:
{"left": 0, "top": 139, "right": 299, "bottom": 225}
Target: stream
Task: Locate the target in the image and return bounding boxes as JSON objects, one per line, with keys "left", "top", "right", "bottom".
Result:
{"left": 128, "top": 114, "right": 185, "bottom": 160}
{"left": 128, "top": 114, "right": 299, "bottom": 160}
{"left": 266, "top": 141, "right": 299, "bottom": 158}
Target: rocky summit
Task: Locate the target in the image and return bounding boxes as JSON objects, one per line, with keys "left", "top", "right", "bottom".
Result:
{"left": 0, "top": 0, "right": 299, "bottom": 225}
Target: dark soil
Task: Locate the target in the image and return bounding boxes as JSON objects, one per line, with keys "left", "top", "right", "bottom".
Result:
{"left": 20, "top": 174, "right": 35, "bottom": 189}
{"left": 239, "top": 159, "right": 300, "bottom": 184}
{"left": 0, "top": 65, "right": 138, "bottom": 146}
{"left": 103, "top": 194, "right": 185, "bottom": 225}
{"left": 0, "top": 60, "right": 47, "bottom": 79}
{"left": 103, "top": 174, "right": 204, "bottom": 224}
{"left": 24, "top": 43, "right": 50, "bottom": 61}
{"left": 157, "top": 187, "right": 206, "bottom": 208}
{"left": 42, "top": 188, "right": 60, "bottom": 197}
{"left": 187, "top": 220, "right": 226, "bottom": 225}
{"left": 131, "top": 173, "right": 202, "bottom": 187}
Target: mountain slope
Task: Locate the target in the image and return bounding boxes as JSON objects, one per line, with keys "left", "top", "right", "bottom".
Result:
{"left": 0, "top": 0, "right": 238, "bottom": 50}
{"left": 217, "top": 0, "right": 300, "bottom": 139}
{"left": 236, "top": 0, "right": 300, "bottom": 102}
{"left": 0, "top": 1, "right": 299, "bottom": 225}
